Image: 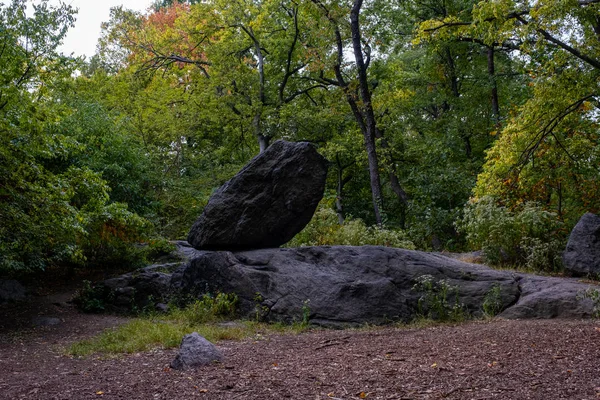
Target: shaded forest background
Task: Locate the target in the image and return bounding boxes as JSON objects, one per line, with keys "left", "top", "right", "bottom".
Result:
{"left": 1, "top": 0, "right": 599, "bottom": 277}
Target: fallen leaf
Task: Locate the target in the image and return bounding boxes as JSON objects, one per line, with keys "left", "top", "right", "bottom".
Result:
{"left": 431, "top": 362, "right": 437, "bottom": 368}
{"left": 198, "top": 389, "right": 208, "bottom": 393}
{"left": 96, "top": 391, "right": 104, "bottom": 396}
{"left": 359, "top": 392, "right": 367, "bottom": 398}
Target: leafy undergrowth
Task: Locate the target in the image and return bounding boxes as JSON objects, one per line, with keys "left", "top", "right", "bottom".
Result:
{"left": 68, "top": 319, "right": 309, "bottom": 357}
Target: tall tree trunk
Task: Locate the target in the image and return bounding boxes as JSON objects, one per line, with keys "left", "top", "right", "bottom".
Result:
{"left": 254, "top": 112, "right": 270, "bottom": 153}
{"left": 444, "top": 46, "right": 472, "bottom": 158}
{"left": 350, "top": 0, "right": 383, "bottom": 225}
{"left": 487, "top": 46, "right": 500, "bottom": 126}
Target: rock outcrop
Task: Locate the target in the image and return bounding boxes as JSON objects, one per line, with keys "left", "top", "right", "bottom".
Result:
{"left": 563, "top": 212, "right": 600, "bottom": 277}
{"left": 0, "top": 280, "right": 26, "bottom": 304}
{"left": 99, "top": 241, "right": 202, "bottom": 312}
{"left": 97, "top": 243, "right": 596, "bottom": 324}
{"left": 187, "top": 140, "right": 328, "bottom": 250}
{"left": 170, "top": 332, "right": 223, "bottom": 370}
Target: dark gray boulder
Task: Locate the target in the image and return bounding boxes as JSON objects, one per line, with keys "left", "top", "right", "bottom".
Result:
{"left": 171, "top": 332, "right": 223, "bottom": 370}
{"left": 0, "top": 280, "right": 26, "bottom": 304}
{"left": 499, "top": 275, "right": 595, "bottom": 319}
{"left": 89, "top": 242, "right": 203, "bottom": 313}
{"left": 187, "top": 140, "right": 328, "bottom": 250}
{"left": 172, "top": 246, "right": 523, "bottom": 326}
{"left": 563, "top": 212, "right": 600, "bottom": 276}
{"left": 31, "top": 316, "right": 61, "bottom": 327}
{"left": 98, "top": 244, "right": 596, "bottom": 324}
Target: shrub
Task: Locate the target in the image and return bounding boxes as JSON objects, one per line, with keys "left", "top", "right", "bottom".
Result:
{"left": 287, "top": 207, "right": 415, "bottom": 249}
{"left": 411, "top": 274, "right": 466, "bottom": 322}
{"left": 482, "top": 284, "right": 503, "bottom": 317}
{"left": 73, "top": 280, "right": 109, "bottom": 313}
{"left": 457, "top": 196, "right": 565, "bottom": 271}
{"left": 169, "top": 293, "right": 239, "bottom": 325}
{"left": 145, "top": 238, "right": 177, "bottom": 260}
{"left": 78, "top": 202, "right": 151, "bottom": 270}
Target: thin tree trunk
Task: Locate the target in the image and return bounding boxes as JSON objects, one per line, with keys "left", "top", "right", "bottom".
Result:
{"left": 487, "top": 46, "right": 500, "bottom": 125}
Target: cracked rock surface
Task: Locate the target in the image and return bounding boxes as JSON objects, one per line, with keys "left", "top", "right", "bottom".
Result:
{"left": 172, "top": 245, "right": 595, "bottom": 325}
{"left": 100, "top": 243, "right": 596, "bottom": 324}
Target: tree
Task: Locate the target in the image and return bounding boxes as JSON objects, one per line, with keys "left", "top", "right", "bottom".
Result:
{"left": 307, "top": 0, "right": 394, "bottom": 225}
{"left": 0, "top": 1, "right": 155, "bottom": 273}
{"left": 102, "top": 0, "right": 329, "bottom": 152}
{"left": 418, "top": 0, "right": 600, "bottom": 225}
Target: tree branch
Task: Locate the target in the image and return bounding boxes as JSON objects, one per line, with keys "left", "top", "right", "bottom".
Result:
{"left": 515, "top": 15, "right": 600, "bottom": 70}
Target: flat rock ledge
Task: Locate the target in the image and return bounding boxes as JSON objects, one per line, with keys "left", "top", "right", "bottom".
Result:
{"left": 98, "top": 244, "right": 597, "bottom": 325}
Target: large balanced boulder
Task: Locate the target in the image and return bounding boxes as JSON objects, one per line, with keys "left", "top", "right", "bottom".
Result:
{"left": 563, "top": 212, "right": 600, "bottom": 276}
{"left": 188, "top": 140, "right": 328, "bottom": 250}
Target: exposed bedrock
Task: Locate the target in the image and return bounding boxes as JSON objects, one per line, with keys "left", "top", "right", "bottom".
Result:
{"left": 99, "top": 244, "right": 596, "bottom": 325}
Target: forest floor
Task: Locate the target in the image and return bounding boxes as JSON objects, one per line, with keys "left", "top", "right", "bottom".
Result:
{"left": 1, "top": 283, "right": 600, "bottom": 400}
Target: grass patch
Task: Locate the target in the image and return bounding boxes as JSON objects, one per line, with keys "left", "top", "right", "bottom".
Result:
{"left": 68, "top": 293, "right": 315, "bottom": 357}
{"left": 68, "top": 319, "right": 310, "bottom": 357}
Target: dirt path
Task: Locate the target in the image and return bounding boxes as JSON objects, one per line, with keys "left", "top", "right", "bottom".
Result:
{"left": 1, "top": 294, "right": 600, "bottom": 400}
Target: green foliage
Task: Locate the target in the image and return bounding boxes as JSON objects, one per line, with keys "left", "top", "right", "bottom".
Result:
{"left": 578, "top": 288, "right": 600, "bottom": 319}
{"left": 301, "top": 299, "right": 311, "bottom": 327}
{"left": 146, "top": 238, "right": 177, "bottom": 260}
{"left": 73, "top": 281, "right": 109, "bottom": 313}
{"left": 458, "top": 196, "right": 565, "bottom": 271}
{"left": 288, "top": 207, "right": 415, "bottom": 249}
{"left": 3, "top": 0, "right": 599, "bottom": 278}
{"left": 169, "top": 293, "right": 239, "bottom": 325}
{"left": 68, "top": 318, "right": 244, "bottom": 356}
{"left": 411, "top": 274, "right": 467, "bottom": 322}
{"left": 482, "top": 284, "right": 503, "bottom": 317}
{"left": 68, "top": 292, "right": 310, "bottom": 357}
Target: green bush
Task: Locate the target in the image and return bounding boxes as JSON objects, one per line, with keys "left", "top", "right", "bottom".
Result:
{"left": 287, "top": 207, "right": 415, "bottom": 249}
{"left": 73, "top": 280, "right": 109, "bottom": 313}
{"left": 145, "top": 238, "right": 177, "bottom": 260}
{"left": 457, "top": 196, "right": 565, "bottom": 271}
{"left": 411, "top": 274, "right": 466, "bottom": 322}
{"left": 169, "top": 293, "right": 239, "bottom": 325}
{"left": 482, "top": 284, "right": 503, "bottom": 317}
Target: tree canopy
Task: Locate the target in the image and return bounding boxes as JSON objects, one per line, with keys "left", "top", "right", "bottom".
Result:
{"left": 1, "top": 0, "right": 599, "bottom": 275}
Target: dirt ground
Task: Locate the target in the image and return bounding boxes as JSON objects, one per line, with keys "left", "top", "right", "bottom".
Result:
{"left": 1, "top": 290, "right": 600, "bottom": 400}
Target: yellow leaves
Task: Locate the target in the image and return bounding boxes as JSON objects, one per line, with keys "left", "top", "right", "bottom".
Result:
{"left": 95, "top": 391, "right": 104, "bottom": 396}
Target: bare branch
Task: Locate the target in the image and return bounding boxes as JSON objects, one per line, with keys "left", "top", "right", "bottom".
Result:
{"left": 515, "top": 15, "right": 600, "bottom": 70}
{"left": 284, "top": 84, "right": 328, "bottom": 104}
{"left": 517, "top": 94, "right": 596, "bottom": 168}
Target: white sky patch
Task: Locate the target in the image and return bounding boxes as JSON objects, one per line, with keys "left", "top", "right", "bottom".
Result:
{"left": 48, "top": 0, "right": 154, "bottom": 58}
